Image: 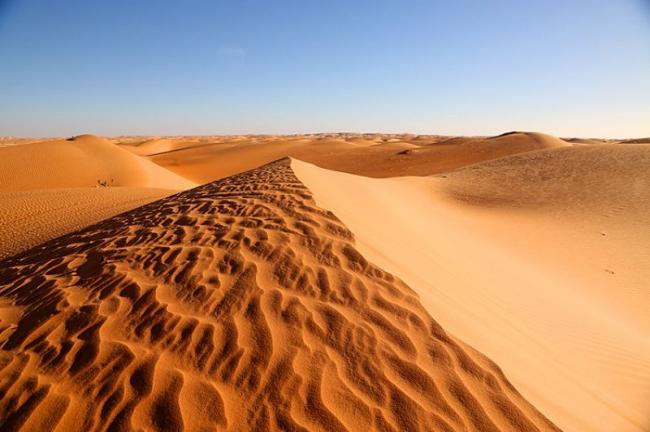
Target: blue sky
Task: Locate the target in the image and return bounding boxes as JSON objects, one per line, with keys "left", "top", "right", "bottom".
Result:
{"left": 0, "top": 0, "right": 649, "bottom": 137}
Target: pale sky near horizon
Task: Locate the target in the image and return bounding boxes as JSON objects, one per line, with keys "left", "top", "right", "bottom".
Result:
{"left": 0, "top": 0, "right": 649, "bottom": 138}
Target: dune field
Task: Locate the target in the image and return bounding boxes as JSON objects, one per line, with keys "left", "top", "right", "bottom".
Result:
{"left": 0, "top": 135, "right": 195, "bottom": 259}
{"left": 0, "top": 132, "right": 648, "bottom": 431}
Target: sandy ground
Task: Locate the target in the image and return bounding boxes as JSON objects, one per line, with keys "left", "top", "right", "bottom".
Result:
{"left": 0, "top": 132, "right": 647, "bottom": 431}
{"left": 293, "top": 144, "right": 650, "bottom": 432}
{"left": 0, "top": 135, "right": 195, "bottom": 258}
{"left": 0, "top": 159, "right": 558, "bottom": 431}
{"left": 123, "top": 132, "right": 570, "bottom": 182}
{"left": 0, "top": 135, "right": 195, "bottom": 192}
{"left": 0, "top": 187, "right": 175, "bottom": 259}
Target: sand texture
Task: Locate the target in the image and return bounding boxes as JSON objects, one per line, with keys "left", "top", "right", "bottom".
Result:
{"left": 0, "top": 159, "right": 559, "bottom": 431}
{"left": 0, "top": 135, "right": 195, "bottom": 258}
{"left": 0, "top": 135, "right": 195, "bottom": 192}
{"left": 1, "top": 131, "right": 648, "bottom": 432}
{"left": 294, "top": 144, "right": 650, "bottom": 432}
{"left": 0, "top": 187, "right": 175, "bottom": 259}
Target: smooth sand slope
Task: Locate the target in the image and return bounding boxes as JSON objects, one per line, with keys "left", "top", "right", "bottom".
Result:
{"left": 0, "top": 160, "right": 559, "bottom": 432}
{"left": 119, "top": 138, "right": 200, "bottom": 157}
{"left": 134, "top": 132, "right": 570, "bottom": 183}
{"left": 0, "top": 135, "right": 196, "bottom": 258}
{"left": 293, "top": 144, "right": 650, "bottom": 432}
{"left": 0, "top": 135, "right": 195, "bottom": 192}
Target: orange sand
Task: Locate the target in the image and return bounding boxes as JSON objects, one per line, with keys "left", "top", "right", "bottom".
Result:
{"left": 1, "top": 132, "right": 647, "bottom": 431}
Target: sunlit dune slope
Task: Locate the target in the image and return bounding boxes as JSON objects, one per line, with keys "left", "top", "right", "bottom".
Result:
{"left": 0, "top": 159, "right": 558, "bottom": 432}
{"left": 0, "top": 135, "right": 196, "bottom": 259}
{"left": 293, "top": 144, "right": 650, "bottom": 432}
{"left": 0, "top": 187, "right": 175, "bottom": 259}
{"left": 0, "top": 134, "right": 195, "bottom": 192}
{"left": 120, "top": 138, "right": 194, "bottom": 156}
{"left": 141, "top": 131, "right": 572, "bottom": 183}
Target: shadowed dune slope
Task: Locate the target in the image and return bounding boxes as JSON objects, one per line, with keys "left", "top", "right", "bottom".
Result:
{"left": 0, "top": 159, "right": 558, "bottom": 432}
{"left": 0, "top": 134, "right": 195, "bottom": 192}
{"left": 293, "top": 145, "right": 650, "bottom": 432}
{"left": 142, "top": 132, "right": 572, "bottom": 183}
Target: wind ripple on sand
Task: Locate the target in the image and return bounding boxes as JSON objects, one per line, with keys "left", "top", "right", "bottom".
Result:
{"left": 0, "top": 159, "right": 558, "bottom": 431}
{"left": 0, "top": 187, "right": 176, "bottom": 259}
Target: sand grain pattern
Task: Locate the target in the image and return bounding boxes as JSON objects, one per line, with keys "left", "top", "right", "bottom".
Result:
{"left": 0, "top": 159, "right": 558, "bottom": 431}
{"left": 294, "top": 145, "right": 650, "bottom": 432}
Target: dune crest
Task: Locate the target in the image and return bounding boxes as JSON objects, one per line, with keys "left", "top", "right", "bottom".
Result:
{"left": 0, "top": 159, "right": 558, "bottom": 431}
{"left": 293, "top": 145, "right": 650, "bottom": 432}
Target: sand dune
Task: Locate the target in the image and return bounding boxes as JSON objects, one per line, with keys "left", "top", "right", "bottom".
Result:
{"left": 140, "top": 132, "right": 572, "bottom": 183}
{"left": 0, "top": 135, "right": 196, "bottom": 259}
{"left": 620, "top": 138, "right": 650, "bottom": 144}
{"left": 120, "top": 138, "right": 200, "bottom": 157}
{"left": 0, "top": 187, "right": 175, "bottom": 259}
{"left": 1, "top": 131, "right": 647, "bottom": 431}
{"left": 0, "top": 134, "right": 195, "bottom": 192}
{"left": 0, "top": 137, "right": 53, "bottom": 148}
{"left": 4, "top": 131, "right": 566, "bottom": 260}
{"left": 0, "top": 159, "right": 559, "bottom": 431}
{"left": 293, "top": 144, "right": 650, "bottom": 432}
{"left": 563, "top": 138, "right": 610, "bottom": 145}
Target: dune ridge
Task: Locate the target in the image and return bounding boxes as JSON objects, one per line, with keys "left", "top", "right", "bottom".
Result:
{"left": 0, "top": 159, "right": 558, "bottom": 431}
{"left": 293, "top": 145, "right": 650, "bottom": 432}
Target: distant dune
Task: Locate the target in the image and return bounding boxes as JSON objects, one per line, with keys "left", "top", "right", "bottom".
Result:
{"left": 293, "top": 143, "right": 650, "bottom": 432}
{"left": 0, "top": 135, "right": 196, "bottom": 258}
{"left": 136, "top": 131, "right": 573, "bottom": 183}
{"left": 620, "top": 137, "right": 650, "bottom": 144}
{"left": 120, "top": 138, "right": 195, "bottom": 157}
{"left": 0, "top": 134, "right": 195, "bottom": 192}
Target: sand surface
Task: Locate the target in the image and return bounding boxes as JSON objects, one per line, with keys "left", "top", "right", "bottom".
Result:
{"left": 0, "top": 187, "right": 175, "bottom": 259}
{"left": 0, "top": 159, "right": 558, "bottom": 431}
{"left": 130, "top": 132, "right": 571, "bottom": 183}
{"left": 0, "top": 135, "right": 195, "bottom": 258}
{"left": 0, "top": 135, "right": 195, "bottom": 192}
{"left": 293, "top": 144, "right": 650, "bottom": 432}
{"left": 0, "top": 132, "right": 648, "bottom": 431}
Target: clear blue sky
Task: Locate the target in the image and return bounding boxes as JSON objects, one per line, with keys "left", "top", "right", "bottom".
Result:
{"left": 1, "top": 0, "right": 649, "bottom": 138}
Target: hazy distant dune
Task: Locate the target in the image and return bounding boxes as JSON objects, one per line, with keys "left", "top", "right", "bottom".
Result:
{"left": 142, "top": 131, "right": 574, "bottom": 183}
{"left": 0, "top": 134, "right": 194, "bottom": 192}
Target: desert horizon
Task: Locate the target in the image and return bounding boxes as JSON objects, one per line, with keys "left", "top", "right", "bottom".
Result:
{"left": 1, "top": 0, "right": 649, "bottom": 431}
